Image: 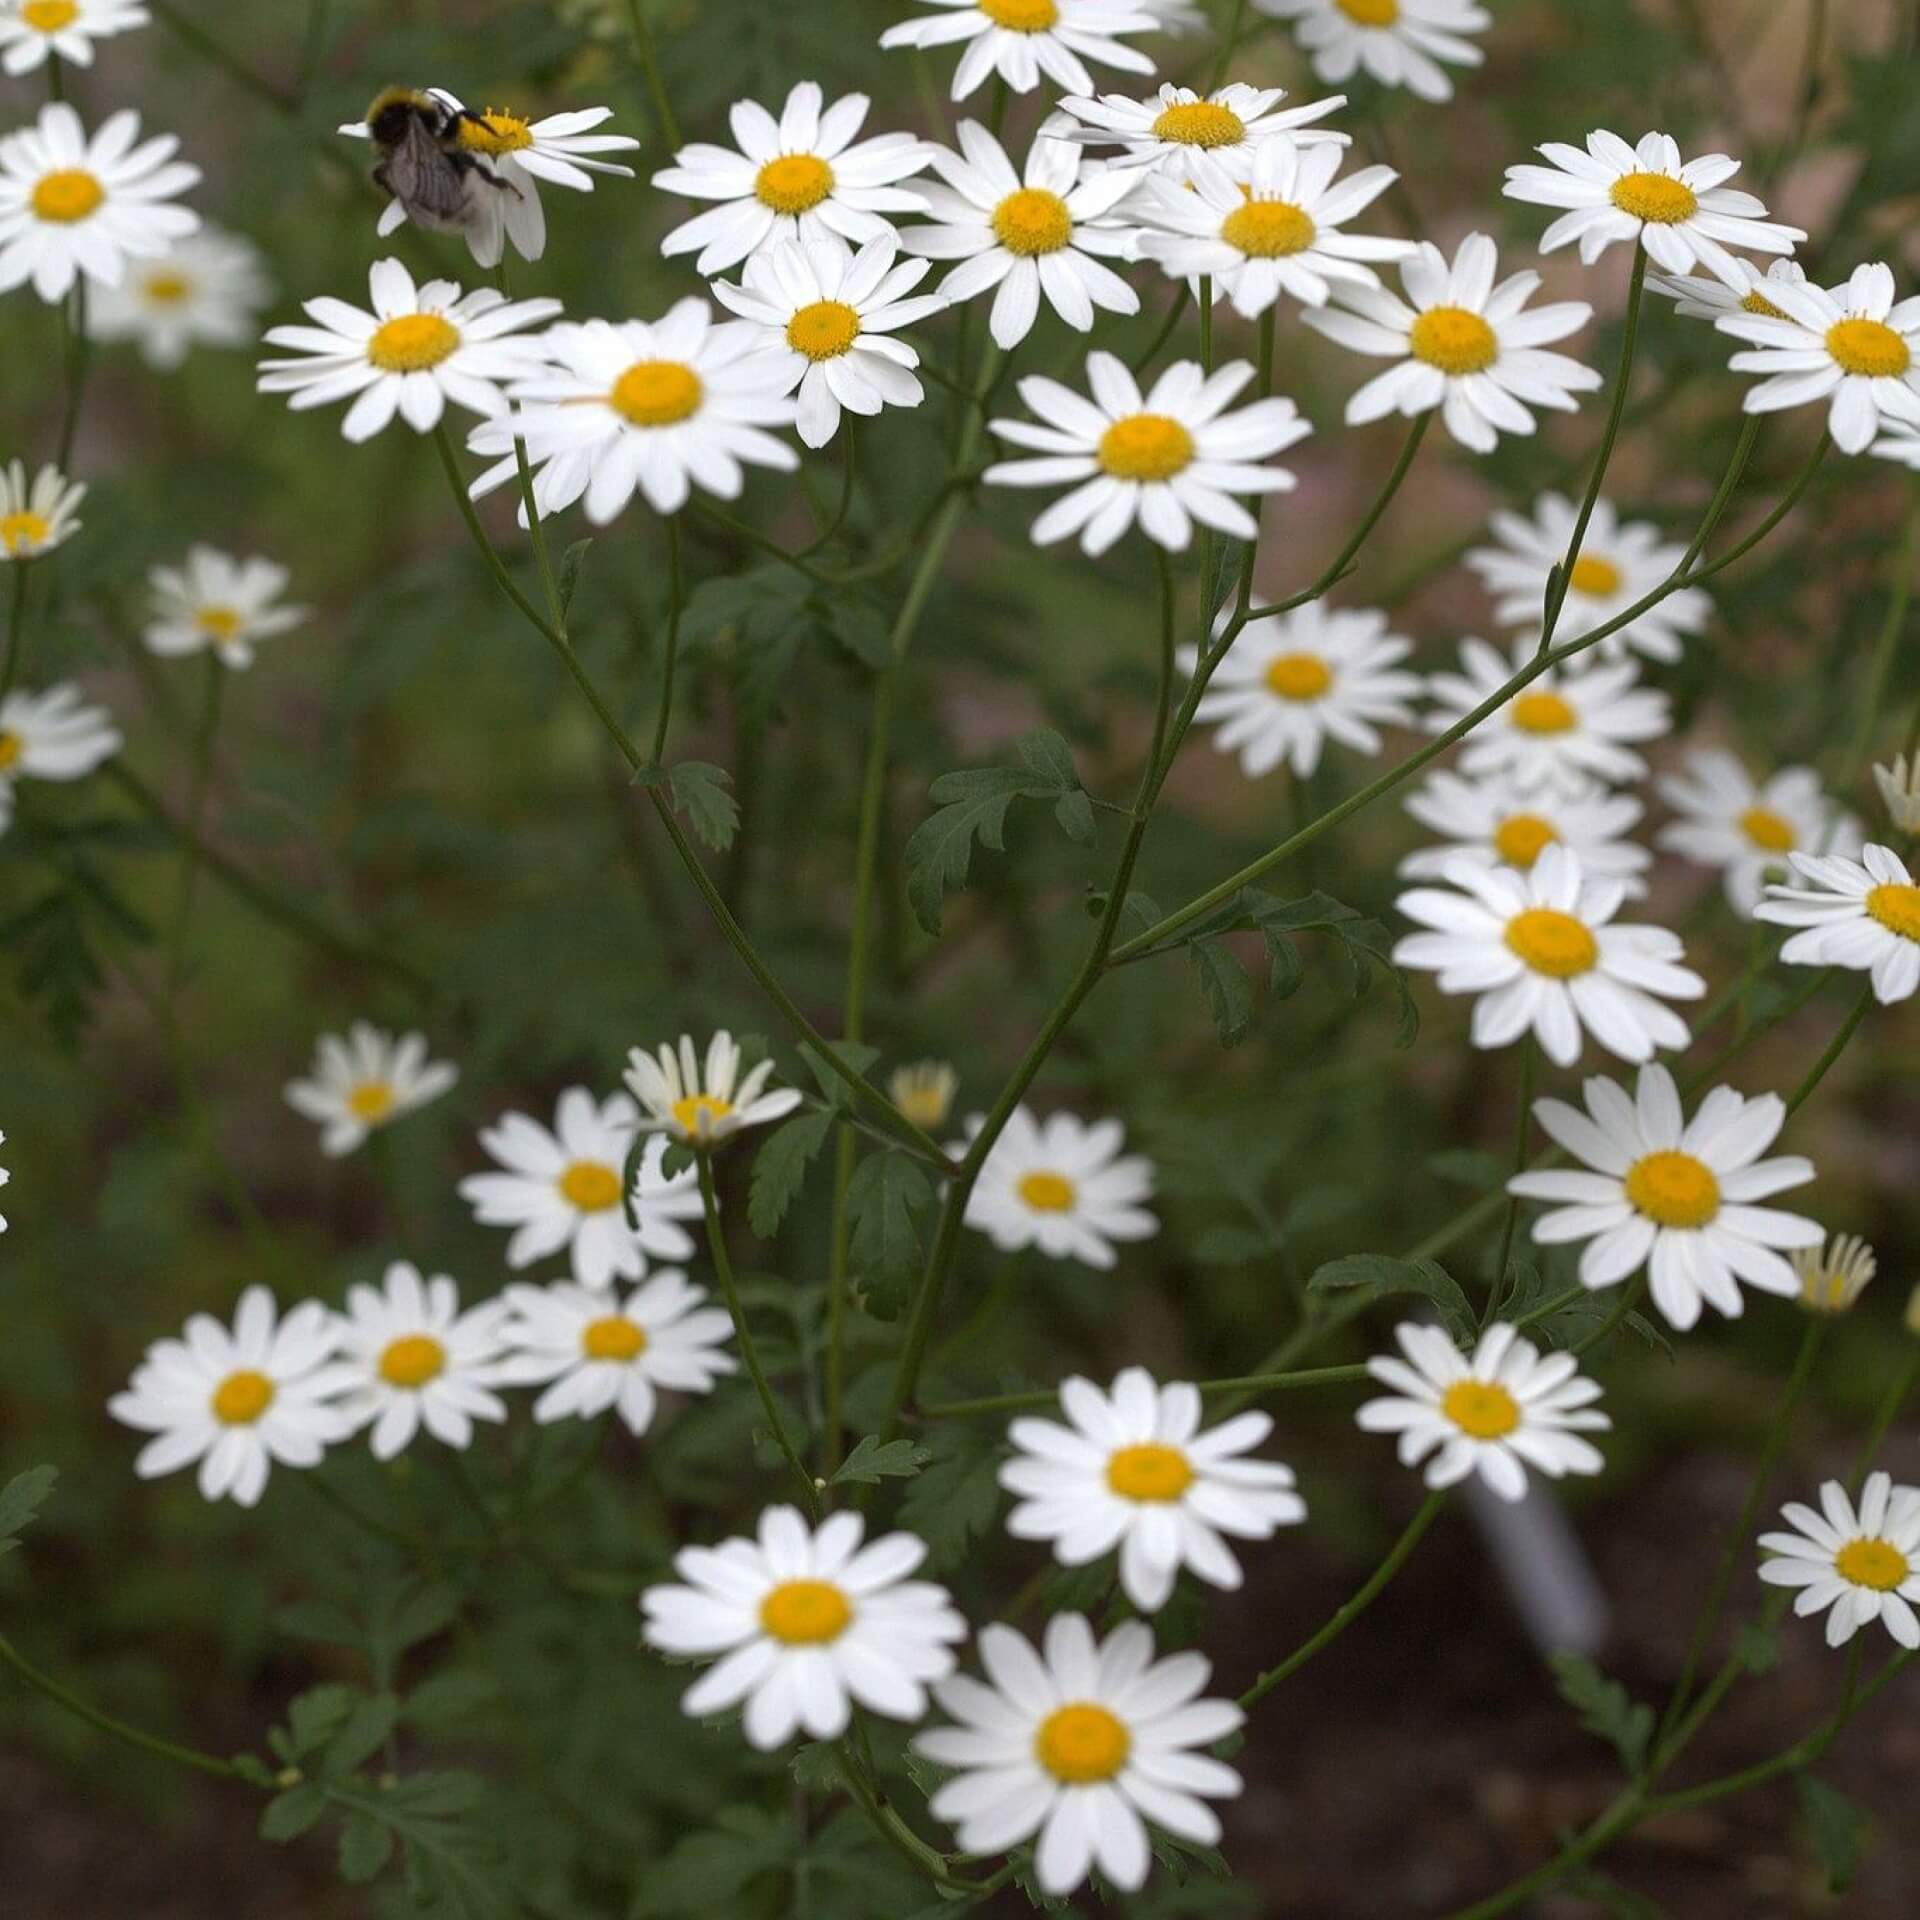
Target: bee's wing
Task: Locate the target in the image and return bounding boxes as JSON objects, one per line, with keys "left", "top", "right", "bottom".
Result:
{"left": 385, "top": 113, "right": 468, "bottom": 224}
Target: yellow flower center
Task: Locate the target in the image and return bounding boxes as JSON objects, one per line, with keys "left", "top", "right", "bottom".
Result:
{"left": 1263, "top": 651, "right": 1333, "bottom": 700}
{"left": 582, "top": 1315, "right": 648, "bottom": 1362}
{"left": 1624, "top": 1149, "right": 1720, "bottom": 1229}
{"left": 197, "top": 606, "right": 243, "bottom": 641}
{"left": 1865, "top": 881, "right": 1920, "bottom": 941}
{"left": 1097, "top": 413, "right": 1195, "bottom": 482}
{"left": 1826, "top": 317, "right": 1912, "bottom": 379}
{"left": 211, "top": 1368, "right": 275, "bottom": 1426}
{"left": 347, "top": 1081, "right": 396, "bottom": 1122}
{"left": 1492, "top": 813, "right": 1560, "bottom": 868}
{"left": 759, "top": 1578, "right": 852, "bottom": 1645}
{"left": 670, "top": 1092, "right": 734, "bottom": 1134}
{"left": 1568, "top": 553, "right": 1621, "bottom": 597}
{"left": 142, "top": 271, "right": 193, "bottom": 303}
{"left": 1016, "top": 1170, "right": 1077, "bottom": 1213}
{"left": 559, "top": 1159, "right": 622, "bottom": 1212}
{"left": 1504, "top": 907, "right": 1598, "bottom": 979}
{"left": 1221, "top": 198, "right": 1317, "bottom": 259}
{"left": 1510, "top": 689, "right": 1577, "bottom": 735}
{"left": 1105, "top": 1443, "right": 1195, "bottom": 1502}
{"left": 31, "top": 168, "right": 104, "bottom": 224}
{"left": 1035, "top": 1703, "right": 1130, "bottom": 1784}
{"left": 1336, "top": 0, "right": 1399, "bottom": 21}
{"left": 980, "top": 0, "right": 1059, "bottom": 29}
{"left": 786, "top": 298, "right": 861, "bottom": 361}
{"left": 1834, "top": 1537, "right": 1910, "bottom": 1592}
{"left": 0, "top": 511, "right": 51, "bottom": 554}
{"left": 892, "top": 1074, "right": 954, "bottom": 1130}
{"left": 1740, "top": 290, "right": 1785, "bottom": 319}
{"left": 1149, "top": 102, "right": 1247, "bottom": 150}
{"left": 455, "top": 108, "right": 534, "bottom": 156}
{"left": 1803, "top": 1269, "right": 1858, "bottom": 1313}
{"left": 1608, "top": 172, "right": 1698, "bottom": 224}
{"left": 1440, "top": 1378, "right": 1520, "bottom": 1440}
{"left": 1739, "top": 806, "right": 1796, "bottom": 853}
{"left": 1408, "top": 305, "right": 1498, "bottom": 376}
{"left": 610, "top": 360, "right": 703, "bottom": 427}
{"left": 23, "top": 0, "right": 80, "bottom": 28}
{"left": 378, "top": 1333, "right": 446, "bottom": 1389}
{"left": 755, "top": 153, "right": 835, "bottom": 216}
{"left": 0, "top": 731, "right": 20, "bottom": 772}
{"left": 991, "top": 186, "right": 1073, "bottom": 257}
{"left": 366, "top": 312, "right": 460, "bottom": 373}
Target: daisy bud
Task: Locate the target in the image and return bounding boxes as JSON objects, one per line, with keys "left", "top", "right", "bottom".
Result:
{"left": 1873, "top": 753, "right": 1920, "bottom": 835}
{"left": 888, "top": 1060, "right": 958, "bottom": 1132}
{"left": 1905, "top": 1283, "right": 1920, "bottom": 1339}
{"left": 1791, "top": 1233, "right": 1877, "bottom": 1315}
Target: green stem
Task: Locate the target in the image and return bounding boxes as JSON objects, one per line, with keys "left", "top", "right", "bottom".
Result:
{"left": 1129, "top": 285, "right": 1191, "bottom": 376}
{"left": 57, "top": 280, "right": 90, "bottom": 474}
{"left": 1198, "top": 279, "right": 1213, "bottom": 373}
{"left": 1840, "top": 480, "right": 1918, "bottom": 788}
{"left": 1257, "top": 303, "right": 1276, "bottom": 400}
{"left": 1482, "top": 1039, "right": 1535, "bottom": 1327}
{"left": 650, "top": 515, "right": 683, "bottom": 765}
{"left": 163, "top": 653, "right": 225, "bottom": 1000}
{"left": 624, "top": 0, "right": 681, "bottom": 149}
{"left": 1783, "top": 981, "right": 1872, "bottom": 1115}
{"left": 1209, "top": 0, "right": 1251, "bottom": 87}
{"left": 0, "top": 559, "right": 29, "bottom": 699}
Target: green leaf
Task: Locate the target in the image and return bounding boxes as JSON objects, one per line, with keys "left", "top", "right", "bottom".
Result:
{"left": 338, "top": 1809, "right": 396, "bottom": 1884}
{"left": 748, "top": 1109, "right": 835, "bottom": 1238}
{"left": 1307, "top": 1253, "right": 1474, "bottom": 1341}
{"left": 1733, "top": 1622, "right": 1780, "bottom": 1675}
{"left": 259, "top": 1781, "right": 329, "bottom": 1842}
{"left": 898, "top": 1429, "right": 1005, "bottom": 1570}
{"left": 282, "top": 1684, "right": 359, "bottom": 1762}
{"left": 823, "top": 595, "right": 889, "bottom": 670}
{"left": 1014, "top": 727, "right": 1079, "bottom": 790}
{"left": 1054, "top": 787, "right": 1095, "bottom": 844}
{"left": 321, "top": 1691, "right": 399, "bottom": 1776}
{"left": 845, "top": 1153, "right": 933, "bottom": 1320}
{"left": 629, "top": 1806, "right": 795, "bottom": 1915}
{"left": 790, "top": 1742, "right": 845, "bottom": 1793}
{"left": 557, "top": 537, "right": 591, "bottom": 617}
{"left": 1796, "top": 1774, "right": 1866, "bottom": 1893}
{"left": 0, "top": 1464, "right": 57, "bottom": 1556}
{"left": 831, "top": 1435, "right": 931, "bottom": 1486}
{"left": 668, "top": 761, "right": 739, "bottom": 853}
{"left": 1549, "top": 1652, "right": 1654, "bottom": 1777}
{"left": 1189, "top": 937, "right": 1254, "bottom": 1047}
{"left": 799, "top": 1038, "right": 881, "bottom": 1110}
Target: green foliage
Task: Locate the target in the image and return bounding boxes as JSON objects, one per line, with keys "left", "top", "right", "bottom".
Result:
{"left": 1796, "top": 1773, "right": 1868, "bottom": 1894}
{"left": 1308, "top": 1253, "right": 1475, "bottom": 1342}
{"left": 830, "top": 1435, "right": 930, "bottom": 1485}
{"left": 1548, "top": 1653, "right": 1654, "bottom": 1778}
{"left": 844, "top": 1152, "right": 933, "bottom": 1318}
{"left": 748, "top": 1108, "right": 835, "bottom": 1237}
{"left": 666, "top": 761, "right": 739, "bottom": 852}
{"left": 0, "top": 1464, "right": 56, "bottom": 1557}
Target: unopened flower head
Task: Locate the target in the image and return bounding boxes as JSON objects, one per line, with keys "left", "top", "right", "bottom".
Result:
{"left": 889, "top": 1059, "right": 958, "bottom": 1131}
{"left": 1756, "top": 843, "right": 1920, "bottom": 1004}
{"left": 623, "top": 1030, "right": 803, "bottom": 1146}
{"left": 1873, "top": 753, "right": 1920, "bottom": 834}
{"left": 0, "top": 459, "right": 83, "bottom": 561}
{"left": 955, "top": 1104, "right": 1156, "bottom": 1266}
{"left": 87, "top": 225, "right": 270, "bottom": 369}
{"left": 1401, "top": 770, "right": 1650, "bottom": 895}
{"left": 880, "top": 0, "right": 1158, "bottom": 105}
{"left": 1792, "top": 1233, "right": 1876, "bottom": 1315}
{"left": 283, "top": 1022, "right": 457, "bottom": 1158}
{"left": 1253, "top": 0, "right": 1490, "bottom": 104}
{"left": 144, "top": 548, "right": 305, "bottom": 670}
{"left": 1047, "top": 80, "right": 1347, "bottom": 184}
{"left": 0, "top": 0, "right": 148, "bottom": 74}
{"left": 1759, "top": 1473, "right": 1920, "bottom": 1650}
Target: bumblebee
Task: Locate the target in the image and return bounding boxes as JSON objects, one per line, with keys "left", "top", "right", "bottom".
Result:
{"left": 362, "top": 87, "right": 519, "bottom": 255}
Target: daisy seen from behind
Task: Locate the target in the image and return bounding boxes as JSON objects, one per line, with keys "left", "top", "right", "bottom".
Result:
{"left": 917, "top": 1612, "right": 1244, "bottom": 1896}
{"left": 986, "top": 351, "right": 1310, "bottom": 556}
{"left": 1001, "top": 1366, "right": 1306, "bottom": 1611}
{"left": 467, "top": 302, "right": 798, "bottom": 524}
{"left": 107, "top": 1285, "right": 357, "bottom": 1507}
{"left": 955, "top": 1104, "right": 1156, "bottom": 1267}
{"left": 1047, "top": 81, "right": 1348, "bottom": 184}
{"left": 880, "top": 0, "right": 1157, "bottom": 104}
{"left": 624, "top": 1029, "right": 803, "bottom": 1148}
{"left": 257, "top": 257, "right": 559, "bottom": 445}
{"left": 1756, "top": 842, "right": 1920, "bottom": 1004}
{"left": 1393, "top": 845, "right": 1704, "bottom": 1069}
{"left": 494, "top": 1271, "right": 735, "bottom": 1436}
{"left": 1657, "top": 750, "right": 1859, "bottom": 917}
{"left": 0, "top": 459, "right": 83, "bottom": 560}
{"left": 713, "top": 234, "right": 944, "bottom": 447}
{"left": 641, "top": 1504, "right": 967, "bottom": 1749}
{"left": 1508, "top": 1062, "right": 1821, "bottom": 1330}
{"left": 1400, "top": 770, "right": 1651, "bottom": 895}
{"left": 1759, "top": 1473, "right": 1920, "bottom": 1651}
{"left": 0, "top": 0, "right": 148, "bottom": 74}
{"left": 899, "top": 124, "right": 1138, "bottom": 352}
{"left": 1717, "top": 261, "right": 1920, "bottom": 455}
{"left": 1504, "top": 131, "right": 1802, "bottom": 290}
{"left": 334, "top": 1262, "right": 509, "bottom": 1462}
{"left": 86, "top": 225, "right": 271, "bottom": 369}
{"left": 652, "top": 82, "right": 932, "bottom": 277}
{"left": 0, "top": 103, "right": 197, "bottom": 303}
{"left": 1253, "top": 0, "right": 1491, "bottom": 105}
{"left": 1180, "top": 599, "right": 1420, "bottom": 779}
{"left": 457, "top": 1088, "right": 702, "bottom": 1289}
{"left": 143, "top": 547, "right": 305, "bottom": 670}
{"left": 1356, "top": 1321, "right": 1609, "bottom": 1502}
{"left": 1302, "top": 232, "right": 1599, "bottom": 452}
{"left": 284, "top": 1022, "right": 457, "bottom": 1158}
{"left": 0, "top": 682, "right": 120, "bottom": 838}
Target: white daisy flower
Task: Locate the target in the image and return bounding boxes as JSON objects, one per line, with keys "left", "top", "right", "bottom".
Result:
{"left": 1047, "top": 81, "right": 1348, "bottom": 185}
{"left": 1179, "top": 598, "right": 1420, "bottom": 778}
{"left": 652, "top": 82, "right": 933, "bottom": 277}
{"left": 1464, "top": 492, "right": 1712, "bottom": 666}
{"left": 0, "top": 682, "right": 120, "bottom": 838}
{"left": 86, "top": 225, "right": 271, "bottom": 370}
{"left": 283, "top": 1021, "right": 457, "bottom": 1158}
{"left": 107, "top": 1285, "right": 357, "bottom": 1507}
{"left": 494, "top": 1270, "right": 736, "bottom": 1435}
{"left": 1001, "top": 1366, "right": 1306, "bottom": 1612}
{"left": 1393, "top": 846, "right": 1704, "bottom": 1069}
{"left": 0, "top": 0, "right": 148, "bottom": 73}
{"left": 457, "top": 1088, "right": 702, "bottom": 1289}
{"left": 1717, "top": 261, "right": 1920, "bottom": 456}
{"left": 1133, "top": 142, "right": 1412, "bottom": 320}
{"left": 1424, "top": 637, "right": 1671, "bottom": 794}
{"left": 0, "top": 103, "right": 198, "bottom": 304}
{"left": 1503, "top": 130, "right": 1803, "bottom": 291}
{"left": 880, "top": 0, "right": 1158, "bottom": 105}
{"left": 1136, "top": 0, "right": 1208, "bottom": 28}
{"left": 641, "top": 1504, "right": 967, "bottom": 1749}
{"left": 889, "top": 1059, "right": 958, "bottom": 1131}
{"left": 1755, "top": 842, "right": 1920, "bottom": 1004}
{"left": 1507, "top": 1062, "right": 1821, "bottom": 1330}
{"left": 1646, "top": 255, "right": 1806, "bottom": 324}
{"left": 466, "top": 301, "right": 798, "bottom": 524}
{"left": 257, "top": 257, "right": 559, "bottom": 445}
{"left": 1870, "top": 419, "right": 1920, "bottom": 471}
{"left": 1252, "top": 0, "right": 1491, "bottom": 105}
{"left": 1759, "top": 1473, "right": 1920, "bottom": 1651}
{"left": 334, "top": 1262, "right": 509, "bottom": 1462}
{"left": 899, "top": 124, "right": 1139, "bottom": 353}
{"left": 1302, "top": 232, "right": 1600, "bottom": 453}
{"left": 1872, "top": 752, "right": 1920, "bottom": 834}
{"left": 985, "top": 351, "right": 1310, "bottom": 555}
{"left": 0, "top": 459, "right": 83, "bottom": 560}
{"left": 1657, "top": 750, "right": 1861, "bottom": 918}
{"left": 1793, "top": 1232, "right": 1877, "bottom": 1315}
{"left": 917, "top": 1613, "right": 1243, "bottom": 1896}
{"left": 623, "top": 1029, "right": 804, "bottom": 1147}
{"left": 1356, "top": 1321, "right": 1609, "bottom": 1503}
{"left": 143, "top": 547, "right": 305, "bottom": 671}
{"left": 1401, "top": 770, "right": 1651, "bottom": 895}
{"left": 953, "top": 1105, "right": 1156, "bottom": 1268}
{"left": 713, "top": 234, "right": 943, "bottom": 448}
